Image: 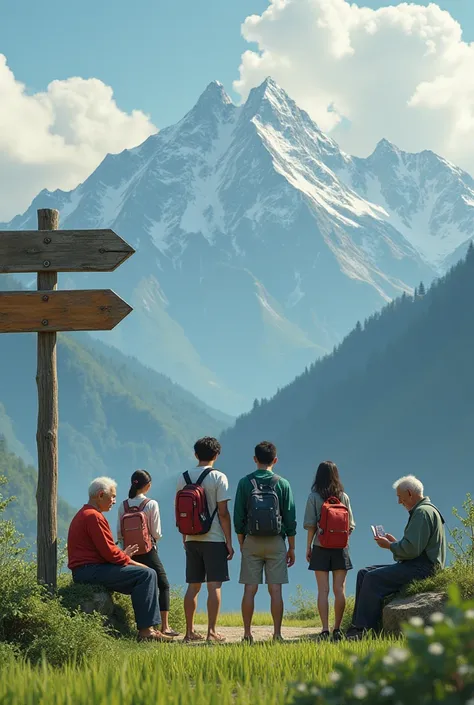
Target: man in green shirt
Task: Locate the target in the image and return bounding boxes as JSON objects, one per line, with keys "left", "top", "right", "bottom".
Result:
{"left": 234, "top": 441, "right": 297, "bottom": 643}
{"left": 347, "top": 475, "right": 446, "bottom": 639}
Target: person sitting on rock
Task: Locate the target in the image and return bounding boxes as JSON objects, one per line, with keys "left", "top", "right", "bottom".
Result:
{"left": 67, "top": 476, "right": 173, "bottom": 642}
{"left": 347, "top": 475, "right": 446, "bottom": 640}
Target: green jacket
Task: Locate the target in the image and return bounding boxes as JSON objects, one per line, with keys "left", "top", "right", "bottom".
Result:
{"left": 390, "top": 497, "right": 446, "bottom": 567}
{"left": 233, "top": 470, "right": 297, "bottom": 539}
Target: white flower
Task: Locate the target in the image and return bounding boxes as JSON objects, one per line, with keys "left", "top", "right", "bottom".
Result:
{"left": 380, "top": 686, "right": 395, "bottom": 697}
{"left": 424, "top": 626, "right": 435, "bottom": 636}
{"left": 430, "top": 612, "right": 445, "bottom": 624}
{"left": 464, "top": 700, "right": 474, "bottom": 705}
{"left": 457, "top": 664, "right": 474, "bottom": 676}
{"left": 383, "top": 655, "right": 395, "bottom": 666}
{"left": 310, "top": 686, "right": 320, "bottom": 695}
{"left": 465, "top": 609, "right": 474, "bottom": 620}
{"left": 379, "top": 680, "right": 388, "bottom": 687}
{"left": 389, "top": 647, "right": 409, "bottom": 662}
{"left": 409, "top": 616, "right": 424, "bottom": 627}
{"left": 353, "top": 684, "right": 369, "bottom": 699}
{"left": 329, "top": 671, "right": 341, "bottom": 683}
{"left": 428, "top": 642, "right": 444, "bottom": 656}
{"left": 296, "top": 683, "right": 307, "bottom": 693}
{"left": 349, "top": 655, "right": 359, "bottom": 664}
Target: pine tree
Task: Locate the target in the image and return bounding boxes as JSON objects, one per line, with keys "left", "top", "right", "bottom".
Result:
{"left": 418, "top": 282, "right": 426, "bottom": 297}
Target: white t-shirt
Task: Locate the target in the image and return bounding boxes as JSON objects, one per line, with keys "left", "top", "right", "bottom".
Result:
{"left": 116, "top": 494, "right": 162, "bottom": 548}
{"left": 176, "top": 466, "right": 231, "bottom": 543}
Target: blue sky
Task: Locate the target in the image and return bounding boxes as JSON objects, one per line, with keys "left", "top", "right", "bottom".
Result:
{"left": 1, "top": 0, "right": 472, "bottom": 129}
{"left": 2, "top": 0, "right": 474, "bottom": 220}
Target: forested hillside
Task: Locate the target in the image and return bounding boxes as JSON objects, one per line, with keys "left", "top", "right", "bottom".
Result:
{"left": 220, "top": 244, "right": 474, "bottom": 589}
{"left": 0, "top": 439, "right": 74, "bottom": 541}
{"left": 0, "top": 329, "right": 229, "bottom": 506}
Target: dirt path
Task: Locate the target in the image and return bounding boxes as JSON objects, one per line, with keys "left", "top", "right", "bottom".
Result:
{"left": 182, "top": 626, "right": 319, "bottom": 644}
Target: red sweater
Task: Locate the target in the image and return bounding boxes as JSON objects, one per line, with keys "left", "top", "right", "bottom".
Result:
{"left": 68, "top": 505, "right": 131, "bottom": 570}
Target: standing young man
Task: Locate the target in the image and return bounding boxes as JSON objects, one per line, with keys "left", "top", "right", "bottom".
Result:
{"left": 176, "top": 437, "right": 234, "bottom": 643}
{"left": 234, "top": 441, "right": 297, "bottom": 643}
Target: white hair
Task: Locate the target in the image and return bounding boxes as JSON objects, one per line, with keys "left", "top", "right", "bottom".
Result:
{"left": 392, "top": 475, "right": 424, "bottom": 496}
{"left": 88, "top": 477, "right": 117, "bottom": 498}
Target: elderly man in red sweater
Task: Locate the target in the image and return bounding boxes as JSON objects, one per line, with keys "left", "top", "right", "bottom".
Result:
{"left": 68, "top": 476, "right": 172, "bottom": 642}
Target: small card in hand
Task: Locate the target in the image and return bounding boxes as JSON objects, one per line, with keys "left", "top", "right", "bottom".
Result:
{"left": 371, "top": 525, "right": 386, "bottom": 538}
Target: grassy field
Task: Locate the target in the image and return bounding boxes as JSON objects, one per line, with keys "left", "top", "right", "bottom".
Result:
{"left": 0, "top": 638, "right": 400, "bottom": 705}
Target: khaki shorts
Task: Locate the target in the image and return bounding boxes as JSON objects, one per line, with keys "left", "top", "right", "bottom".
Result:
{"left": 239, "top": 535, "right": 288, "bottom": 585}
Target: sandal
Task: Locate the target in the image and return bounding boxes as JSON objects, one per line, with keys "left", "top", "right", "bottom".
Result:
{"left": 138, "top": 630, "right": 174, "bottom": 643}
{"left": 207, "top": 633, "right": 226, "bottom": 643}
{"left": 163, "top": 629, "right": 180, "bottom": 637}
{"left": 183, "top": 632, "right": 205, "bottom": 643}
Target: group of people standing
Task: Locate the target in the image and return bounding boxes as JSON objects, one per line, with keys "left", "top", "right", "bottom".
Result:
{"left": 67, "top": 436, "right": 446, "bottom": 643}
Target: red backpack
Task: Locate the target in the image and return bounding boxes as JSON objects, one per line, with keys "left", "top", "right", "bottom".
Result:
{"left": 175, "top": 469, "right": 217, "bottom": 535}
{"left": 318, "top": 496, "right": 349, "bottom": 549}
{"left": 120, "top": 499, "right": 153, "bottom": 555}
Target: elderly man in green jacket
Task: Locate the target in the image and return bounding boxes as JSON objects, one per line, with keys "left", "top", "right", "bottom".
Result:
{"left": 347, "top": 475, "right": 446, "bottom": 639}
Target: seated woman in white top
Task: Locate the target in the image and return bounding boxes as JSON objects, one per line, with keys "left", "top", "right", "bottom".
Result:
{"left": 118, "top": 469, "right": 179, "bottom": 637}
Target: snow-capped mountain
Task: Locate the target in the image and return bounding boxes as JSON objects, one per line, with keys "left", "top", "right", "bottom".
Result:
{"left": 2, "top": 78, "right": 472, "bottom": 413}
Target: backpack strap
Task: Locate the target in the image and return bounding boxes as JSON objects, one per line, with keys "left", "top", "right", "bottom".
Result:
{"left": 138, "top": 498, "right": 151, "bottom": 512}
{"left": 195, "top": 467, "right": 213, "bottom": 486}
{"left": 123, "top": 500, "right": 130, "bottom": 513}
{"left": 183, "top": 471, "right": 192, "bottom": 486}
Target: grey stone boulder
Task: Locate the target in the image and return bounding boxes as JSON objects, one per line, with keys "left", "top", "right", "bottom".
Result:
{"left": 382, "top": 592, "right": 446, "bottom": 634}
{"left": 79, "top": 590, "right": 114, "bottom": 618}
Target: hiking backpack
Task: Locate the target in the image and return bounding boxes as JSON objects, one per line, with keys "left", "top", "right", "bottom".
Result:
{"left": 318, "top": 496, "right": 349, "bottom": 549}
{"left": 120, "top": 499, "right": 153, "bottom": 555}
{"left": 246, "top": 475, "right": 282, "bottom": 537}
{"left": 175, "top": 469, "right": 217, "bottom": 536}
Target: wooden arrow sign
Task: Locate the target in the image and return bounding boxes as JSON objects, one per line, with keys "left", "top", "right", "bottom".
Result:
{"left": 0, "top": 229, "right": 135, "bottom": 273}
{"left": 0, "top": 289, "right": 133, "bottom": 332}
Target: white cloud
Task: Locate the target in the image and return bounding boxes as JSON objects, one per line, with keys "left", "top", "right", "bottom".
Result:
{"left": 235, "top": 0, "right": 474, "bottom": 175}
{"left": 0, "top": 55, "right": 157, "bottom": 221}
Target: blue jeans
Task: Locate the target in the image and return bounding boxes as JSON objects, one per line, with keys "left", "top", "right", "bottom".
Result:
{"left": 72, "top": 563, "right": 160, "bottom": 630}
{"left": 351, "top": 556, "right": 434, "bottom": 631}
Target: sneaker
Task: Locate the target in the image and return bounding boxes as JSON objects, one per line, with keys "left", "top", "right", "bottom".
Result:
{"left": 332, "top": 629, "right": 344, "bottom": 642}
{"left": 346, "top": 628, "right": 364, "bottom": 641}
{"left": 317, "top": 630, "right": 330, "bottom": 641}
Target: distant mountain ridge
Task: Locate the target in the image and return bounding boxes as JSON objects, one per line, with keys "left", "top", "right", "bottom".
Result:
{"left": 3, "top": 78, "right": 473, "bottom": 413}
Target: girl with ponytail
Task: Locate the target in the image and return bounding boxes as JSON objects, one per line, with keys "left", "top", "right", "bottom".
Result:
{"left": 118, "top": 469, "right": 179, "bottom": 637}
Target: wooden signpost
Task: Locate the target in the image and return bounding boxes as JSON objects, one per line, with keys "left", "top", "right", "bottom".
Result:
{"left": 0, "top": 209, "right": 134, "bottom": 589}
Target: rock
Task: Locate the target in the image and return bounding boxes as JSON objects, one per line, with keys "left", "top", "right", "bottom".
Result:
{"left": 79, "top": 590, "right": 114, "bottom": 618}
{"left": 383, "top": 592, "right": 446, "bottom": 634}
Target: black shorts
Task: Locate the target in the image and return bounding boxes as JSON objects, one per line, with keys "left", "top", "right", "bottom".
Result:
{"left": 309, "top": 545, "right": 353, "bottom": 572}
{"left": 185, "top": 541, "right": 230, "bottom": 584}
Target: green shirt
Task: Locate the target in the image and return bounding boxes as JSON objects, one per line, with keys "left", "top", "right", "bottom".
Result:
{"left": 390, "top": 497, "right": 446, "bottom": 567}
{"left": 233, "top": 470, "right": 297, "bottom": 539}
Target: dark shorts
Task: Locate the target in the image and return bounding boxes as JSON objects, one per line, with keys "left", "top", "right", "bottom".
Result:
{"left": 185, "top": 541, "right": 230, "bottom": 584}
{"left": 309, "top": 545, "right": 353, "bottom": 572}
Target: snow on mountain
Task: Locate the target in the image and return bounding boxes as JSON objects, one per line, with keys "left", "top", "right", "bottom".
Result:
{"left": 3, "top": 78, "right": 465, "bottom": 413}
{"left": 337, "top": 138, "right": 474, "bottom": 268}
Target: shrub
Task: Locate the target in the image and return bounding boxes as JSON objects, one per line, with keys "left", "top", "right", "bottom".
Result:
{"left": 288, "top": 585, "right": 474, "bottom": 705}
{"left": 0, "top": 480, "right": 113, "bottom": 665}
{"left": 0, "top": 641, "right": 17, "bottom": 667}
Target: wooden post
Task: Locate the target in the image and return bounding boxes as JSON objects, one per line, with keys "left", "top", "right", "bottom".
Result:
{"left": 36, "top": 208, "right": 59, "bottom": 590}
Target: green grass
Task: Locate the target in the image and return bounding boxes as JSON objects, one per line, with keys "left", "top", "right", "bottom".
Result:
{"left": 0, "top": 639, "right": 400, "bottom": 705}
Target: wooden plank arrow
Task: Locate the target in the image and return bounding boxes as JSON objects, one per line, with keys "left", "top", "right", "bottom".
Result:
{"left": 0, "top": 290, "right": 133, "bottom": 333}
{"left": 0, "top": 229, "right": 135, "bottom": 273}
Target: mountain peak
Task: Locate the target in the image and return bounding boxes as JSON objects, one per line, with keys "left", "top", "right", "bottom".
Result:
{"left": 196, "top": 80, "right": 233, "bottom": 108}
